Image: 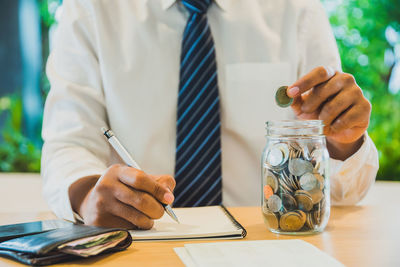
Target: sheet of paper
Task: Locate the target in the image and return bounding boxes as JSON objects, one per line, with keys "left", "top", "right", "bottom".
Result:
{"left": 130, "top": 206, "right": 242, "bottom": 240}
{"left": 175, "top": 240, "right": 345, "bottom": 267}
{"left": 174, "top": 247, "right": 197, "bottom": 267}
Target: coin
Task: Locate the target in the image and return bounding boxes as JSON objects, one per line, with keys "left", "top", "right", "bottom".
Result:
{"left": 313, "top": 207, "right": 322, "bottom": 225}
{"left": 263, "top": 185, "right": 274, "bottom": 200}
{"left": 281, "top": 193, "right": 297, "bottom": 211}
{"left": 314, "top": 173, "right": 325, "bottom": 190}
{"left": 299, "top": 173, "right": 318, "bottom": 191}
{"left": 308, "top": 188, "right": 323, "bottom": 204}
{"left": 265, "top": 143, "right": 289, "bottom": 167}
{"left": 299, "top": 141, "right": 312, "bottom": 161}
{"left": 306, "top": 212, "right": 314, "bottom": 229}
{"left": 267, "top": 195, "right": 282, "bottom": 212}
{"left": 262, "top": 211, "right": 279, "bottom": 229}
{"left": 296, "top": 210, "right": 307, "bottom": 225}
{"left": 294, "top": 190, "right": 313, "bottom": 211}
{"left": 275, "top": 86, "right": 293, "bottom": 108}
{"left": 280, "top": 212, "right": 305, "bottom": 231}
{"left": 265, "top": 171, "right": 279, "bottom": 193}
{"left": 289, "top": 158, "right": 313, "bottom": 176}
{"left": 279, "top": 176, "right": 294, "bottom": 194}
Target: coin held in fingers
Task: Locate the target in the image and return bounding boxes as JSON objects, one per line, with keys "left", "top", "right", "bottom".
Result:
{"left": 275, "top": 86, "right": 293, "bottom": 108}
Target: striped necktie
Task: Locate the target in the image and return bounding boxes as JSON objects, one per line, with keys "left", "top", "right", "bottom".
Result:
{"left": 173, "top": 0, "right": 222, "bottom": 207}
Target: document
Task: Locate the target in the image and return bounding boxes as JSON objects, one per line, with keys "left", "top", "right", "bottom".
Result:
{"left": 174, "top": 240, "right": 345, "bottom": 267}
{"left": 129, "top": 206, "right": 246, "bottom": 241}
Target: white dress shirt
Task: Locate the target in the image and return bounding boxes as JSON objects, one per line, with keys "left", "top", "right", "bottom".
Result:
{"left": 42, "top": 0, "right": 379, "bottom": 222}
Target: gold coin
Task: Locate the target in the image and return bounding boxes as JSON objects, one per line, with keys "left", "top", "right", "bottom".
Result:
{"left": 275, "top": 86, "right": 293, "bottom": 108}
{"left": 280, "top": 212, "right": 305, "bottom": 231}
{"left": 265, "top": 171, "right": 279, "bottom": 193}
{"left": 294, "top": 190, "right": 313, "bottom": 211}
{"left": 295, "top": 210, "right": 307, "bottom": 225}
{"left": 308, "top": 188, "right": 323, "bottom": 204}
{"left": 306, "top": 212, "right": 315, "bottom": 229}
{"left": 263, "top": 211, "right": 279, "bottom": 229}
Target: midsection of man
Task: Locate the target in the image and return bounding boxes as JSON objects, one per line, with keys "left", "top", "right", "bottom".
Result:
{"left": 42, "top": 0, "right": 378, "bottom": 227}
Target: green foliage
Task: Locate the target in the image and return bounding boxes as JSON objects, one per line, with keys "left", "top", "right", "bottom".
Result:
{"left": 38, "top": 0, "right": 60, "bottom": 28}
{"left": 0, "top": 96, "right": 41, "bottom": 172}
{"left": 323, "top": 0, "right": 400, "bottom": 180}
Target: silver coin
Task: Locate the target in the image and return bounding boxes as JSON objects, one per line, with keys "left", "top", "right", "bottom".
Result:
{"left": 267, "top": 195, "right": 282, "bottom": 212}
{"left": 311, "top": 148, "right": 323, "bottom": 160}
{"left": 265, "top": 143, "right": 289, "bottom": 167}
{"left": 299, "top": 173, "right": 318, "bottom": 191}
{"left": 288, "top": 158, "right": 313, "bottom": 176}
{"left": 299, "top": 141, "right": 312, "bottom": 161}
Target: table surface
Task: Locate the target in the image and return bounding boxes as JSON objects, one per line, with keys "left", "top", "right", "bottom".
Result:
{"left": 0, "top": 181, "right": 399, "bottom": 267}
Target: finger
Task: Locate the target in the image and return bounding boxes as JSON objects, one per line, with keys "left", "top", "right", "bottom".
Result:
{"left": 113, "top": 184, "right": 164, "bottom": 219}
{"left": 118, "top": 166, "right": 173, "bottom": 204}
{"left": 291, "top": 92, "right": 320, "bottom": 120}
{"left": 156, "top": 175, "right": 176, "bottom": 192}
{"left": 108, "top": 200, "right": 154, "bottom": 230}
{"left": 318, "top": 90, "right": 357, "bottom": 127}
{"left": 287, "top": 66, "right": 337, "bottom": 98}
{"left": 300, "top": 75, "right": 345, "bottom": 114}
{"left": 329, "top": 102, "right": 371, "bottom": 133}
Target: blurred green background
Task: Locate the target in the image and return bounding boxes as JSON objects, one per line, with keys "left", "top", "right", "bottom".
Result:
{"left": 0, "top": 0, "right": 399, "bottom": 179}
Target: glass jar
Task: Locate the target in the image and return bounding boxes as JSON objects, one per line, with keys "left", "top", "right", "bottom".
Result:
{"left": 261, "top": 120, "right": 330, "bottom": 235}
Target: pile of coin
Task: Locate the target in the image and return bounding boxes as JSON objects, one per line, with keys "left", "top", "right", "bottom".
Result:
{"left": 262, "top": 141, "right": 327, "bottom": 233}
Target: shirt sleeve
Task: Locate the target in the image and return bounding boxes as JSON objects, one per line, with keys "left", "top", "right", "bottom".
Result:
{"left": 329, "top": 133, "right": 379, "bottom": 205}
{"left": 298, "top": 0, "right": 379, "bottom": 205}
{"left": 41, "top": 0, "right": 109, "bottom": 222}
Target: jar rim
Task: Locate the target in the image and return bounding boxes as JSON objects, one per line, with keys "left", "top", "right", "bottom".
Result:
{"left": 265, "top": 120, "right": 324, "bottom": 128}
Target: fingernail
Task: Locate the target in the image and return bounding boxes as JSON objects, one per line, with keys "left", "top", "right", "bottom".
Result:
{"left": 164, "top": 192, "right": 174, "bottom": 203}
{"left": 288, "top": 86, "right": 299, "bottom": 97}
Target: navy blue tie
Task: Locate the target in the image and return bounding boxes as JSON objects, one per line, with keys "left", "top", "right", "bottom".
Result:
{"left": 173, "top": 0, "right": 222, "bottom": 207}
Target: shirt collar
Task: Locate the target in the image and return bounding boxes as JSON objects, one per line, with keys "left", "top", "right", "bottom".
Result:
{"left": 161, "top": 0, "right": 229, "bottom": 11}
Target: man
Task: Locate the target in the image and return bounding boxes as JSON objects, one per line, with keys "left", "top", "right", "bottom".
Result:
{"left": 42, "top": 0, "right": 379, "bottom": 229}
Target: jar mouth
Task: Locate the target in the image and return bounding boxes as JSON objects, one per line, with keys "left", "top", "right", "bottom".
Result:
{"left": 266, "top": 120, "right": 324, "bottom": 128}
{"left": 265, "top": 120, "right": 324, "bottom": 136}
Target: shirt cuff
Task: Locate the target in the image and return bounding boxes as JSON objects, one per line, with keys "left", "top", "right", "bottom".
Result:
{"left": 329, "top": 132, "right": 379, "bottom": 205}
{"left": 51, "top": 167, "right": 106, "bottom": 223}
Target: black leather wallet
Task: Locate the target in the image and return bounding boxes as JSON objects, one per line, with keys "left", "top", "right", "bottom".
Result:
{"left": 0, "top": 224, "right": 132, "bottom": 266}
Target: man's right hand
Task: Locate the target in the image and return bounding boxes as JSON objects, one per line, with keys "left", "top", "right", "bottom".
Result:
{"left": 70, "top": 164, "right": 176, "bottom": 229}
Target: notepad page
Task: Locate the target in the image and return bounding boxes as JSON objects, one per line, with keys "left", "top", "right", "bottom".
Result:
{"left": 175, "top": 240, "right": 345, "bottom": 267}
{"left": 130, "top": 206, "right": 242, "bottom": 240}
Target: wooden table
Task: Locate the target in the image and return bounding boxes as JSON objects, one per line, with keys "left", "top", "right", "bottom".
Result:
{"left": 0, "top": 181, "right": 399, "bottom": 267}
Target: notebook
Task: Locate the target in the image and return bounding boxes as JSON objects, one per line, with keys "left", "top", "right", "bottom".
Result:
{"left": 129, "top": 206, "right": 246, "bottom": 241}
{"left": 174, "top": 240, "right": 345, "bottom": 267}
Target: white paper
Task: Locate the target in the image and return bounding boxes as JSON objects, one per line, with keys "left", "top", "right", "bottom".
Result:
{"left": 175, "top": 240, "right": 345, "bottom": 267}
{"left": 174, "top": 248, "right": 197, "bottom": 267}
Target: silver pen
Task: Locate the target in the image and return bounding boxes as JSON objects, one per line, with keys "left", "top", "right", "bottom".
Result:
{"left": 101, "top": 127, "right": 180, "bottom": 223}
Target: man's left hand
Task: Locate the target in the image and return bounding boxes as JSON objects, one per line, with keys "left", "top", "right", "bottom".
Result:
{"left": 287, "top": 66, "right": 371, "bottom": 160}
